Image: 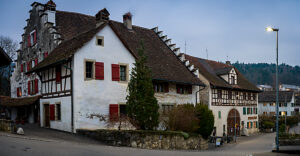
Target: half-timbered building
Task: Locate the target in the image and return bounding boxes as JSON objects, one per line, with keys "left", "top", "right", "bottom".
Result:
{"left": 15, "top": 1, "right": 205, "bottom": 132}
{"left": 185, "top": 55, "right": 261, "bottom": 137}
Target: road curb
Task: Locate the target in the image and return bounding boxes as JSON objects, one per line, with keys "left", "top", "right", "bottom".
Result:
{"left": 272, "top": 149, "right": 300, "bottom": 154}
{"left": 0, "top": 132, "right": 58, "bottom": 142}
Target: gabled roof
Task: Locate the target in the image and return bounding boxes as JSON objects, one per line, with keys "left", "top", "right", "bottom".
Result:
{"left": 29, "top": 10, "right": 204, "bottom": 86}
{"left": 0, "top": 96, "right": 40, "bottom": 107}
{"left": 0, "top": 47, "right": 12, "bottom": 67}
{"left": 185, "top": 55, "right": 261, "bottom": 92}
{"left": 29, "top": 22, "right": 107, "bottom": 72}
{"left": 258, "top": 91, "right": 294, "bottom": 103}
{"left": 109, "top": 21, "right": 203, "bottom": 85}
{"left": 56, "top": 11, "right": 96, "bottom": 41}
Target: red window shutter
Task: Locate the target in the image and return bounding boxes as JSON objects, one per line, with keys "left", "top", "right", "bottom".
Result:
{"left": 28, "top": 81, "right": 31, "bottom": 95}
{"left": 109, "top": 104, "right": 119, "bottom": 121}
{"left": 27, "top": 35, "right": 31, "bottom": 47}
{"left": 35, "top": 58, "right": 38, "bottom": 66}
{"left": 27, "top": 62, "right": 30, "bottom": 71}
{"left": 164, "top": 83, "right": 169, "bottom": 93}
{"left": 56, "top": 66, "right": 61, "bottom": 83}
{"left": 95, "top": 62, "right": 104, "bottom": 80}
{"left": 50, "top": 104, "right": 55, "bottom": 121}
{"left": 33, "top": 31, "right": 37, "bottom": 44}
{"left": 111, "top": 64, "right": 120, "bottom": 81}
{"left": 21, "top": 64, "right": 23, "bottom": 72}
{"left": 44, "top": 52, "right": 48, "bottom": 58}
{"left": 35, "top": 79, "right": 38, "bottom": 94}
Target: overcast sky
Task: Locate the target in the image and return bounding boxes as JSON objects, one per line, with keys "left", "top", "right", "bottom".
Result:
{"left": 0, "top": 0, "right": 299, "bottom": 66}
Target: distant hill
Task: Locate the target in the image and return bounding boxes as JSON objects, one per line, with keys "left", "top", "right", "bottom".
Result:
{"left": 232, "top": 62, "right": 300, "bottom": 87}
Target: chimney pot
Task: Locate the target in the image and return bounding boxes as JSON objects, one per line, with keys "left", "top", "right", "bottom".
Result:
{"left": 123, "top": 12, "right": 132, "bottom": 30}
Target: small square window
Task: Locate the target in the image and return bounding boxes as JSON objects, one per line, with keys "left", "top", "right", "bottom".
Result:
{"left": 96, "top": 36, "right": 104, "bottom": 46}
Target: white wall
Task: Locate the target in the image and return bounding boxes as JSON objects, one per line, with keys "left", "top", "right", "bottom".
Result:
{"left": 73, "top": 25, "right": 136, "bottom": 131}
{"left": 211, "top": 104, "right": 258, "bottom": 136}
{"left": 40, "top": 96, "right": 72, "bottom": 132}
{"left": 155, "top": 84, "right": 197, "bottom": 105}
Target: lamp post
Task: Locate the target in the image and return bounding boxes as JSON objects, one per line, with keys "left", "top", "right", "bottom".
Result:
{"left": 266, "top": 26, "right": 279, "bottom": 151}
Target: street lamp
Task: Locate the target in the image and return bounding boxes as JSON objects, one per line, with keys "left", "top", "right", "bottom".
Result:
{"left": 265, "top": 26, "right": 279, "bottom": 151}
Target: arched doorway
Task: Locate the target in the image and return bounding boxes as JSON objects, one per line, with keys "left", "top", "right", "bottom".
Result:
{"left": 227, "top": 109, "right": 240, "bottom": 136}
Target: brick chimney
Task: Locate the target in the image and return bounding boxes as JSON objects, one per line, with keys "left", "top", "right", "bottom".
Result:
{"left": 95, "top": 8, "right": 110, "bottom": 27}
{"left": 123, "top": 12, "right": 132, "bottom": 30}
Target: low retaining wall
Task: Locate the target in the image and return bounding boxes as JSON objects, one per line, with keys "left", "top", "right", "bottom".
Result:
{"left": 77, "top": 129, "right": 208, "bottom": 150}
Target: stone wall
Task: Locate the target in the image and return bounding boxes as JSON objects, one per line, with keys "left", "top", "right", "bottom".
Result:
{"left": 0, "top": 119, "right": 13, "bottom": 132}
{"left": 77, "top": 129, "right": 208, "bottom": 150}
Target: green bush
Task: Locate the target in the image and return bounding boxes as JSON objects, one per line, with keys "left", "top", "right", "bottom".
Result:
{"left": 195, "top": 104, "right": 214, "bottom": 139}
{"left": 279, "top": 116, "right": 299, "bottom": 127}
{"left": 167, "top": 104, "right": 214, "bottom": 139}
{"left": 263, "top": 121, "right": 275, "bottom": 129}
{"left": 279, "top": 124, "right": 286, "bottom": 134}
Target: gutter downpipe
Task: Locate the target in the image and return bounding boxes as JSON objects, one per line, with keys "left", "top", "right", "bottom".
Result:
{"left": 196, "top": 85, "right": 205, "bottom": 105}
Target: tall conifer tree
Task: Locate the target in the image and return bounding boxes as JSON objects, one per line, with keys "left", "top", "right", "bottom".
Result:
{"left": 126, "top": 42, "right": 159, "bottom": 130}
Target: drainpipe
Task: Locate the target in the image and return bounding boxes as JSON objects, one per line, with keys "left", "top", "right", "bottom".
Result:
{"left": 196, "top": 85, "right": 205, "bottom": 104}
{"left": 63, "top": 58, "right": 74, "bottom": 133}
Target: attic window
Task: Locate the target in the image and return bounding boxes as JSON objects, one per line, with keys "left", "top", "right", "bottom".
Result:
{"left": 228, "top": 68, "right": 237, "bottom": 85}
{"left": 96, "top": 36, "right": 104, "bottom": 46}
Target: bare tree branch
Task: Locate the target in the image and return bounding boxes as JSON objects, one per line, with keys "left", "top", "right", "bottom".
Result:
{"left": 0, "top": 35, "right": 18, "bottom": 61}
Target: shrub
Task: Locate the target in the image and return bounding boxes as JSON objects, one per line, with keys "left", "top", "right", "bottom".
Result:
{"left": 195, "top": 104, "right": 214, "bottom": 139}
{"left": 166, "top": 103, "right": 214, "bottom": 139}
{"left": 259, "top": 114, "right": 275, "bottom": 129}
{"left": 279, "top": 124, "right": 286, "bottom": 134}
{"left": 263, "top": 121, "right": 275, "bottom": 129}
{"left": 279, "top": 116, "right": 299, "bottom": 127}
{"left": 168, "top": 104, "right": 199, "bottom": 132}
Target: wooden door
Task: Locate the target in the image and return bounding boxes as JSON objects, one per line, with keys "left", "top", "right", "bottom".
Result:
{"left": 44, "top": 104, "right": 50, "bottom": 127}
{"left": 227, "top": 109, "right": 240, "bottom": 136}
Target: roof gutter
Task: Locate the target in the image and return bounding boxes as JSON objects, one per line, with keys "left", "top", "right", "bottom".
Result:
{"left": 211, "top": 84, "right": 262, "bottom": 93}
{"left": 152, "top": 78, "right": 205, "bottom": 87}
{"left": 26, "top": 58, "right": 70, "bottom": 74}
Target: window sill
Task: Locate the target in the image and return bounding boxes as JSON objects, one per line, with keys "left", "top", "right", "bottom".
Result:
{"left": 84, "top": 78, "right": 94, "bottom": 81}
{"left": 118, "top": 80, "right": 128, "bottom": 84}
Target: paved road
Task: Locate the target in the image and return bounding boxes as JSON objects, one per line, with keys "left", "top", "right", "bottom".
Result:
{"left": 0, "top": 132, "right": 291, "bottom": 156}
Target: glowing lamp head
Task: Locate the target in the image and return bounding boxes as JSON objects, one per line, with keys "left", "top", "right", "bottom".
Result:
{"left": 266, "top": 27, "right": 274, "bottom": 32}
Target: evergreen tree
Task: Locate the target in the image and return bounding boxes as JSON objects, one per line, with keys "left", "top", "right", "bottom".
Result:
{"left": 126, "top": 41, "right": 159, "bottom": 130}
{"left": 195, "top": 104, "right": 214, "bottom": 139}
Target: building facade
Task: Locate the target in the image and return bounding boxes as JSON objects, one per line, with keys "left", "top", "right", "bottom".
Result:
{"left": 186, "top": 55, "right": 261, "bottom": 137}
{"left": 258, "top": 91, "right": 299, "bottom": 116}
{"left": 14, "top": 1, "right": 205, "bottom": 132}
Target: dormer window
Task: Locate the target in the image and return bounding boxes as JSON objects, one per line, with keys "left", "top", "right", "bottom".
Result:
{"left": 228, "top": 68, "right": 237, "bottom": 85}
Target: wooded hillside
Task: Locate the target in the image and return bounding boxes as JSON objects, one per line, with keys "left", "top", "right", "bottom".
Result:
{"left": 232, "top": 62, "right": 300, "bottom": 86}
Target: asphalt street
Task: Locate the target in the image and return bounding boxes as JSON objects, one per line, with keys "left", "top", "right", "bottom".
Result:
{"left": 0, "top": 132, "right": 292, "bottom": 156}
